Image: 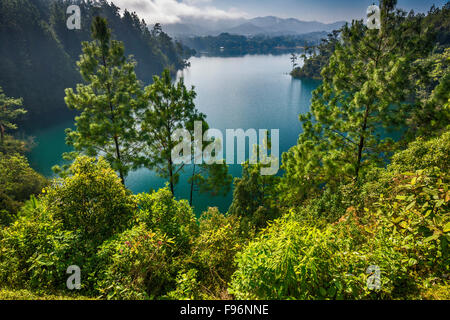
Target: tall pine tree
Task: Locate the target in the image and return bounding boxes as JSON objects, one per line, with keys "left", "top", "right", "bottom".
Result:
{"left": 282, "top": 0, "right": 433, "bottom": 204}
{"left": 64, "top": 17, "right": 146, "bottom": 184}
{"left": 139, "top": 69, "right": 204, "bottom": 195}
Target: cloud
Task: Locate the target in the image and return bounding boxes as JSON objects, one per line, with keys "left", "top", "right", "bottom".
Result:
{"left": 111, "top": 0, "right": 247, "bottom": 24}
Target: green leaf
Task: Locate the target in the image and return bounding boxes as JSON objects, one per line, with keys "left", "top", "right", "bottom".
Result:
{"left": 425, "top": 233, "right": 440, "bottom": 242}
{"left": 443, "top": 222, "right": 450, "bottom": 233}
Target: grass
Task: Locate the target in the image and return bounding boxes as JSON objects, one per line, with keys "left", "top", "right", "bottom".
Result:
{"left": 0, "top": 288, "right": 96, "bottom": 300}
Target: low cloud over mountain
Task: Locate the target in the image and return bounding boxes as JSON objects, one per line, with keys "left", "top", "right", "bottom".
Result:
{"left": 162, "top": 16, "right": 346, "bottom": 37}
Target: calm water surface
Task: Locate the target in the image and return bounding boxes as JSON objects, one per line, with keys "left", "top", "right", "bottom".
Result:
{"left": 27, "top": 54, "right": 320, "bottom": 214}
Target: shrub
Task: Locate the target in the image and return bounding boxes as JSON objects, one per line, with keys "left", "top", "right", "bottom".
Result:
{"left": 372, "top": 168, "right": 449, "bottom": 293}
{"left": 229, "top": 208, "right": 414, "bottom": 300}
{"left": 96, "top": 224, "right": 175, "bottom": 300}
{"left": 389, "top": 131, "right": 450, "bottom": 173}
{"left": 228, "top": 165, "right": 449, "bottom": 300}
{"left": 42, "top": 156, "right": 135, "bottom": 246}
{"left": 0, "top": 156, "right": 136, "bottom": 294}
{"left": 135, "top": 188, "right": 198, "bottom": 253}
{"left": 229, "top": 162, "right": 280, "bottom": 231}
{"left": 0, "top": 203, "right": 50, "bottom": 288}
{"left": 0, "top": 152, "right": 47, "bottom": 226}
{"left": 166, "top": 269, "right": 202, "bottom": 300}
{"left": 190, "top": 208, "right": 243, "bottom": 298}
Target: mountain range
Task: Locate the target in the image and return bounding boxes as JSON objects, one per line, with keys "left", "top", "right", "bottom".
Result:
{"left": 162, "top": 16, "right": 347, "bottom": 37}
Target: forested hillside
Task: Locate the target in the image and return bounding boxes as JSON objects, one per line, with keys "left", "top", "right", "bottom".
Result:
{"left": 291, "top": 3, "right": 450, "bottom": 79}
{"left": 0, "top": 0, "right": 190, "bottom": 124}
{"left": 180, "top": 32, "right": 325, "bottom": 56}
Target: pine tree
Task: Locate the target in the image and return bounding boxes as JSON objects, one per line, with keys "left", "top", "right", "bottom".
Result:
{"left": 64, "top": 17, "right": 146, "bottom": 184}
{"left": 282, "top": 0, "right": 433, "bottom": 204}
{"left": 0, "top": 87, "right": 26, "bottom": 145}
{"left": 290, "top": 53, "right": 298, "bottom": 69}
{"left": 139, "top": 69, "right": 205, "bottom": 195}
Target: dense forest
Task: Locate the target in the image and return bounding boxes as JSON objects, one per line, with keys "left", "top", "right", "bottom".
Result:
{"left": 0, "top": 0, "right": 449, "bottom": 300}
{"left": 0, "top": 0, "right": 191, "bottom": 125}
{"left": 291, "top": 3, "right": 450, "bottom": 79}
{"left": 179, "top": 32, "right": 325, "bottom": 56}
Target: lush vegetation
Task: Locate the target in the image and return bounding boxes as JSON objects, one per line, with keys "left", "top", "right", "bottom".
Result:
{"left": 290, "top": 30, "right": 339, "bottom": 79}
{"left": 291, "top": 3, "right": 450, "bottom": 80}
{"left": 0, "top": 0, "right": 449, "bottom": 300}
{"left": 0, "top": 0, "right": 191, "bottom": 125}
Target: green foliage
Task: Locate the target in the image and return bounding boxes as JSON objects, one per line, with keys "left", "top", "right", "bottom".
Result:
{"left": 191, "top": 208, "right": 244, "bottom": 298}
{"left": 139, "top": 69, "right": 205, "bottom": 195}
{"left": 0, "top": 199, "right": 77, "bottom": 291}
{"left": 43, "top": 156, "right": 135, "bottom": 246}
{"left": 410, "top": 48, "right": 450, "bottom": 137}
{"left": 0, "top": 152, "right": 47, "bottom": 226}
{"left": 389, "top": 131, "right": 450, "bottom": 173}
{"left": 0, "top": 87, "right": 26, "bottom": 144}
{"left": 135, "top": 188, "right": 198, "bottom": 253}
{"left": 64, "top": 17, "right": 146, "bottom": 184}
{"left": 0, "top": 0, "right": 189, "bottom": 123}
{"left": 1, "top": 0, "right": 448, "bottom": 302}
{"left": 291, "top": 30, "right": 340, "bottom": 79}
{"left": 0, "top": 87, "right": 29, "bottom": 155}
{"left": 166, "top": 269, "right": 203, "bottom": 300}
{"left": 0, "top": 135, "right": 28, "bottom": 155}
{"left": 96, "top": 223, "right": 175, "bottom": 300}
{"left": 229, "top": 162, "right": 280, "bottom": 230}
{"left": 231, "top": 130, "right": 449, "bottom": 300}
{"left": 0, "top": 288, "right": 95, "bottom": 300}
{"left": 282, "top": 2, "right": 434, "bottom": 205}
{"left": 373, "top": 168, "right": 449, "bottom": 283}
{"left": 229, "top": 214, "right": 367, "bottom": 300}
{"left": 422, "top": 3, "right": 450, "bottom": 49}
{"left": 1, "top": 156, "right": 135, "bottom": 294}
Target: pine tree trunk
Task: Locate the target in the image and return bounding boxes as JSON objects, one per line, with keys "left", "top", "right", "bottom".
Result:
{"left": 168, "top": 157, "right": 174, "bottom": 196}
{"left": 0, "top": 123, "right": 4, "bottom": 145}
{"left": 355, "top": 105, "right": 370, "bottom": 181}
{"left": 102, "top": 52, "right": 125, "bottom": 186}
{"left": 113, "top": 135, "right": 125, "bottom": 185}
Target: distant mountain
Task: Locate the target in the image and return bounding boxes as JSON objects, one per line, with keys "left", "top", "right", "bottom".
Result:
{"left": 162, "top": 16, "right": 347, "bottom": 38}
{"left": 225, "top": 22, "right": 268, "bottom": 36}
{"left": 248, "top": 16, "right": 346, "bottom": 35}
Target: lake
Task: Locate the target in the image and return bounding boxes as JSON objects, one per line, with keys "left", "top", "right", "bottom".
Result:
{"left": 27, "top": 54, "right": 320, "bottom": 214}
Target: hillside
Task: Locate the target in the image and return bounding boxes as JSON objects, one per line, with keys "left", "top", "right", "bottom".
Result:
{"left": 181, "top": 32, "right": 327, "bottom": 56}
{"left": 0, "top": 0, "right": 191, "bottom": 125}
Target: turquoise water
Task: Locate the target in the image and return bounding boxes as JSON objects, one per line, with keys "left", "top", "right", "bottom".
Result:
{"left": 27, "top": 54, "right": 320, "bottom": 214}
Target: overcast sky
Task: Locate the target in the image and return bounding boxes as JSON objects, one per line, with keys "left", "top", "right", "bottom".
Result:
{"left": 110, "top": 0, "right": 448, "bottom": 24}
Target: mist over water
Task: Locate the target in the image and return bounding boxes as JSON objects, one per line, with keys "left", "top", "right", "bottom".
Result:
{"left": 27, "top": 54, "right": 320, "bottom": 215}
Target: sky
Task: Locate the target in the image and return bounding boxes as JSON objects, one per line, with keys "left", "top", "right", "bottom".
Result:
{"left": 111, "top": 0, "right": 449, "bottom": 24}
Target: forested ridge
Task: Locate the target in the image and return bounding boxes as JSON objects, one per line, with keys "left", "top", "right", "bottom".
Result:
{"left": 179, "top": 32, "right": 325, "bottom": 56}
{"left": 291, "top": 3, "right": 450, "bottom": 79}
{"left": 0, "top": 0, "right": 191, "bottom": 125}
{"left": 0, "top": 0, "right": 449, "bottom": 300}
